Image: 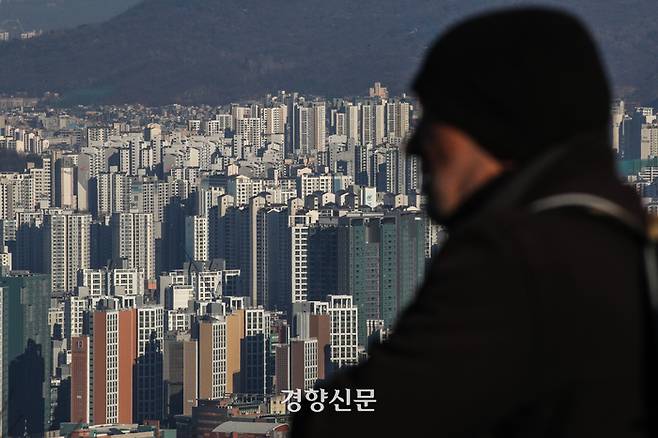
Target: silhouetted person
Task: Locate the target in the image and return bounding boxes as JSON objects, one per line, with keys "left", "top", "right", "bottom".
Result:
{"left": 292, "top": 8, "right": 653, "bottom": 437}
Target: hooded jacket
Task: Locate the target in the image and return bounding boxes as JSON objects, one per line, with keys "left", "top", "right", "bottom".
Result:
{"left": 292, "top": 7, "right": 651, "bottom": 437}
{"left": 291, "top": 131, "right": 651, "bottom": 437}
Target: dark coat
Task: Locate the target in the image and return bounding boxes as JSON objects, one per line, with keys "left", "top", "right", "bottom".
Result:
{"left": 291, "top": 135, "right": 652, "bottom": 437}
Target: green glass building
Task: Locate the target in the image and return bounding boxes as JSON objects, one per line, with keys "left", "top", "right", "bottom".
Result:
{"left": 337, "top": 211, "right": 426, "bottom": 343}
{"left": 0, "top": 272, "right": 51, "bottom": 437}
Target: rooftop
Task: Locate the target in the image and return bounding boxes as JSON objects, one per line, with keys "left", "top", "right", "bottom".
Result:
{"left": 212, "top": 421, "right": 286, "bottom": 434}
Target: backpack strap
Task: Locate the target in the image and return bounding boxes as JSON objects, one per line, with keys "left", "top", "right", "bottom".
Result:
{"left": 530, "top": 193, "right": 646, "bottom": 235}
{"left": 530, "top": 192, "right": 658, "bottom": 309}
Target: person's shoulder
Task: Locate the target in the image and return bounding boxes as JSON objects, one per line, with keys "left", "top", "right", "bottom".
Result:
{"left": 450, "top": 201, "right": 642, "bottom": 275}
{"left": 422, "top": 210, "right": 533, "bottom": 307}
{"left": 430, "top": 208, "right": 532, "bottom": 277}
{"left": 445, "top": 207, "right": 534, "bottom": 251}
{"left": 454, "top": 201, "right": 628, "bottom": 243}
{"left": 438, "top": 204, "right": 611, "bottom": 270}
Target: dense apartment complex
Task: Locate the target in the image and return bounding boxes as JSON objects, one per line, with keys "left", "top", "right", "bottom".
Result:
{"left": 0, "top": 84, "right": 438, "bottom": 436}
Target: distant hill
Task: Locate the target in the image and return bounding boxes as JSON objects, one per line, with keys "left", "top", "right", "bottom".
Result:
{"left": 1, "top": 0, "right": 658, "bottom": 105}
{"left": 0, "top": 0, "right": 141, "bottom": 31}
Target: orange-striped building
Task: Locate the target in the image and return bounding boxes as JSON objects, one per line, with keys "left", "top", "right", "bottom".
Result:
{"left": 70, "top": 308, "right": 137, "bottom": 424}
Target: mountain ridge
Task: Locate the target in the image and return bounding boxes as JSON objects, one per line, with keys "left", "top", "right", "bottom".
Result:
{"left": 1, "top": 0, "right": 658, "bottom": 105}
{"left": 0, "top": 0, "right": 141, "bottom": 31}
